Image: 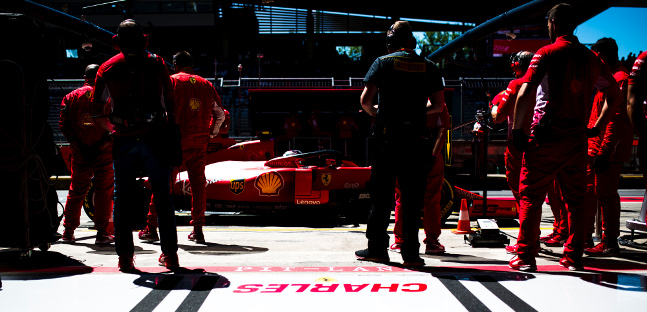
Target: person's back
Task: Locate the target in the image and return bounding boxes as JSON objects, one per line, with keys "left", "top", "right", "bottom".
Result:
{"left": 357, "top": 21, "right": 445, "bottom": 268}
{"left": 528, "top": 35, "right": 607, "bottom": 135}
{"left": 370, "top": 50, "right": 439, "bottom": 137}
{"left": 171, "top": 71, "right": 220, "bottom": 139}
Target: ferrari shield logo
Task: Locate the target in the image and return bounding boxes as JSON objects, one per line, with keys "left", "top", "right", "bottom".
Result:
{"left": 189, "top": 77, "right": 197, "bottom": 84}
{"left": 84, "top": 90, "right": 93, "bottom": 98}
{"left": 255, "top": 172, "right": 284, "bottom": 196}
{"left": 229, "top": 179, "right": 245, "bottom": 195}
{"left": 321, "top": 173, "right": 332, "bottom": 186}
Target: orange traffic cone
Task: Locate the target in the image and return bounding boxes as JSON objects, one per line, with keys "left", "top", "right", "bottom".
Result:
{"left": 452, "top": 199, "right": 474, "bottom": 234}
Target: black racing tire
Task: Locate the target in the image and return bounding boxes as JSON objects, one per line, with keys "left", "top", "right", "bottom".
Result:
{"left": 440, "top": 175, "right": 457, "bottom": 225}
{"left": 83, "top": 179, "right": 96, "bottom": 222}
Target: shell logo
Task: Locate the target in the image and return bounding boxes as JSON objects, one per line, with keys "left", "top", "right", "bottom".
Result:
{"left": 569, "top": 78, "right": 584, "bottom": 96}
{"left": 189, "top": 98, "right": 201, "bottom": 110}
{"left": 80, "top": 113, "right": 94, "bottom": 126}
{"left": 255, "top": 171, "right": 284, "bottom": 196}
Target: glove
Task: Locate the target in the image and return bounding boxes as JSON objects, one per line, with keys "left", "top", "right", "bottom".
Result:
{"left": 512, "top": 129, "right": 533, "bottom": 152}
{"left": 586, "top": 126, "right": 601, "bottom": 138}
{"left": 592, "top": 153, "right": 610, "bottom": 172}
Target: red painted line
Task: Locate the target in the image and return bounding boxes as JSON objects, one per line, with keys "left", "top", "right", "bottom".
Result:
{"left": 3, "top": 264, "right": 647, "bottom": 274}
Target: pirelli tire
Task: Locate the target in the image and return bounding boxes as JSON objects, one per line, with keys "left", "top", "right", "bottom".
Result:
{"left": 417, "top": 175, "right": 456, "bottom": 227}
{"left": 83, "top": 178, "right": 151, "bottom": 230}
{"left": 83, "top": 179, "right": 96, "bottom": 222}
{"left": 439, "top": 175, "right": 457, "bottom": 225}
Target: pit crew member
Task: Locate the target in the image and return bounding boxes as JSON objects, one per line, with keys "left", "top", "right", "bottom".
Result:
{"left": 583, "top": 38, "right": 631, "bottom": 256}
{"left": 356, "top": 21, "right": 445, "bottom": 267}
{"left": 627, "top": 50, "right": 647, "bottom": 223}
{"left": 59, "top": 64, "right": 114, "bottom": 245}
{"left": 510, "top": 4, "right": 622, "bottom": 271}
{"left": 93, "top": 19, "right": 180, "bottom": 271}
{"left": 391, "top": 103, "right": 450, "bottom": 255}
{"left": 491, "top": 51, "right": 570, "bottom": 253}
{"left": 139, "top": 51, "right": 225, "bottom": 244}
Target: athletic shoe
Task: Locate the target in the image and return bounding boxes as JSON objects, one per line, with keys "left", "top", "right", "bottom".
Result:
{"left": 505, "top": 244, "right": 520, "bottom": 254}
{"left": 158, "top": 253, "right": 180, "bottom": 269}
{"left": 355, "top": 248, "right": 390, "bottom": 263}
{"left": 559, "top": 257, "right": 583, "bottom": 271}
{"left": 388, "top": 243, "right": 401, "bottom": 253}
{"left": 509, "top": 255, "right": 537, "bottom": 271}
{"left": 539, "top": 232, "right": 559, "bottom": 243}
{"left": 95, "top": 231, "right": 115, "bottom": 245}
{"left": 584, "top": 242, "right": 620, "bottom": 256}
{"left": 403, "top": 257, "right": 426, "bottom": 268}
{"left": 61, "top": 228, "right": 75, "bottom": 244}
{"left": 425, "top": 241, "right": 446, "bottom": 254}
{"left": 118, "top": 255, "right": 136, "bottom": 272}
{"left": 188, "top": 228, "right": 205, "bottom": 243}
{"left": 138, "top": 226, "right": 159, "bottom": 242}
{"left": 543, "top": 235, "right": 567, "bottom": 247}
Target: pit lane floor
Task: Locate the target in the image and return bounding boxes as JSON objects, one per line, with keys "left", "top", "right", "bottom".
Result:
{"left": 0, "top": 190, "right": 646, "bottom": 312}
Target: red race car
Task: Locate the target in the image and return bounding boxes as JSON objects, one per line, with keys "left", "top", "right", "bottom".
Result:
{"left": 59, "top": 137, "right": 513, "bottom": 225}
{"left": 163, "top": 148, "right": 372, "bottom": 219}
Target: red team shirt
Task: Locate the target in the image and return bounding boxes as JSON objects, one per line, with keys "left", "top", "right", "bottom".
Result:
{"left": 93, "top": 52, "right": 174, "bottom": 136}
{"left": 171, "top": 70, "right": 222, "bottom": 141}
{"left": 59, "top": 84, "right": 107, "bottom": 146}
{"left": 427, "top": 102, "right": 450, "bottom": 131}
{"left": 587, "top": 62, "right": 631, "bottom": 161}
{"left": 521, "top": 35, "right": 618, "bottom": 136}
{"left": 493, "top": 78, "right": 525, "bottom": 137}
{"left": 629, "top": 51, "right": 647, "bottom": 118}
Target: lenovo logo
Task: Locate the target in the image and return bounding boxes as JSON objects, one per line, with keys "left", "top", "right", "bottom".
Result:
{"left": 295, "top": 199, "right": 321, "bottom": 205}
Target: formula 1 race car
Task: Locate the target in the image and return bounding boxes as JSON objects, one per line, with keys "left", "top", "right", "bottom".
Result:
{"left": 165, "top": 148, "right": 372, "bottom": 219}
{"left": 59, "top": 137, "right": 516, "bottom": 225}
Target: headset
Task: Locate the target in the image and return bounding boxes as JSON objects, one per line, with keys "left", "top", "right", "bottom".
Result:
{"left": 510, "top": 51, "right": 533, "bottom": 77}
{"left": 112, "top": 19, "right": 149, "bottom": 52}
{"left": 509, "top": 51, "right": 522, "bottom": 68}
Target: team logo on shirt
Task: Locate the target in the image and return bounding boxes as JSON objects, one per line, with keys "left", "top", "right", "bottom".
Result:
{"left": 189, "top": 98, "right": 201, "bottom": 110}
{"left": 189, "top": 77, "right": 197, "bottom": 84}
{"left": 569, "top": 78, "right": 584, "bottom": 96}
{"left": 393, "top": 59, "right": 426, "bottom": 73}
{"left": 80, "top": 113, "right": 94, "bottom": 126}
{"left": 84, "top": 90, "right": 93, "bottom": 99}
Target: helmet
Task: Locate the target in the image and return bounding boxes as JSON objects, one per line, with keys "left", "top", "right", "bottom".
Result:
{"left": 283, "top": 150, "right": 302, "bottom": 157}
